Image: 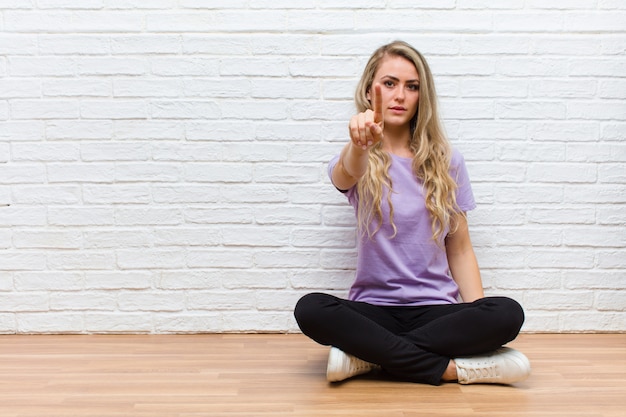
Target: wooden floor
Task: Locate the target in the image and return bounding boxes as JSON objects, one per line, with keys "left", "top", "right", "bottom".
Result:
{"left": 0, "top": 334, "right": 624, "bottom": 417}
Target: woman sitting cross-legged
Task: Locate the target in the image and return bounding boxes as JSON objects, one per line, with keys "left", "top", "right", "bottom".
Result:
{"left": 294, "top": 41, "right": 531, "bottom": 385}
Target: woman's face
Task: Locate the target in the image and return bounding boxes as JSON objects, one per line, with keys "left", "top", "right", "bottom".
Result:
{"left": 367, "top": 55, "right": 420, "bottom": 130}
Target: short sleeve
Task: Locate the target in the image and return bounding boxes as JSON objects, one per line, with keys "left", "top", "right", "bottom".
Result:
{"left": 328, "top": 154, "right": 354, "bottom": 194}
{"left": 450, "top": 149, "right": 476, "bottom": 212}
{"left": 328, "top": 154, "right": 340, "bottom": 183}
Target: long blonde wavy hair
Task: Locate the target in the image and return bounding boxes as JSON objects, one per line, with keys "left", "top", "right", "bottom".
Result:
{"left": 354, "top": 41, "right": 463, "bottom": 242}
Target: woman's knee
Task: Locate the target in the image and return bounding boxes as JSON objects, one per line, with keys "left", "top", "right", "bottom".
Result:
{"left": 488, "top": 296, "right": 525, "bottom": 337}
{"left": 501, "top": 296, "right": 524, "bottom": 326}
{"left": 294, "top": 292, "right": 334, "bottom": 330}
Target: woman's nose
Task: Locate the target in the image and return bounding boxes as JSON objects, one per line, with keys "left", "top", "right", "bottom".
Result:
{"left": 395, "top": 87, "right": 405, "bottom": 101}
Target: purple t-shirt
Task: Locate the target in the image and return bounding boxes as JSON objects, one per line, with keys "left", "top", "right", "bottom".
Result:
{"left": 328, "top": 149, "right": 476, "bottom": 306}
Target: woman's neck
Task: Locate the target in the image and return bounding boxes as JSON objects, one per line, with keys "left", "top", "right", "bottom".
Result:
{"left": 382, "top": 128, "right": 413, "bottom": 158}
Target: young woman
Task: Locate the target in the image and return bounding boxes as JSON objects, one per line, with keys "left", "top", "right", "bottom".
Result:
{"left": 294, "top": 41, "right": 530, "bottom": 385}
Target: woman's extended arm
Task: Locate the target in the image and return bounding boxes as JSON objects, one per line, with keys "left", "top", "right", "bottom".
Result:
{"left": 331, "top": 143, "right": 370, "bottom": 190}
{"left": 445, "top": 215, "right": 485, "bottom": 303}
{"left": 331, "top": 84, "right": 384, "bottom": 190}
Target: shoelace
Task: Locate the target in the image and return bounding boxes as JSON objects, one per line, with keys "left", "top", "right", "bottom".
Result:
{"left": 465, "top": 361, "right": 498, "bottom": 380}
{"left": 347, "top": 356, "right": 372, "bottom": 372}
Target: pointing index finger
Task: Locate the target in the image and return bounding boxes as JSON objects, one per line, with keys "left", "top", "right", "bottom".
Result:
{"left": 372, "top": 83, "right": 383, "bottom": 124}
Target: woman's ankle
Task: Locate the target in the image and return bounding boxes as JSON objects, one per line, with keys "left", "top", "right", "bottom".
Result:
{"left": 441, "top": 360, "right": 458, "bottom": 382}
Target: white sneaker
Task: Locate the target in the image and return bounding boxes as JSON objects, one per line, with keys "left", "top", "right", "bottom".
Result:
{"left": 326, "top": 347, "right": 379, "bottom": 382}
{"left": 455, "top": 347, "right": 531, "bottom": 385}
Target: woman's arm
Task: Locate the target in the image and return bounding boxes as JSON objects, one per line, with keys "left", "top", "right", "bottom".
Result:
{"left": 445, "top": 215, "right": 485, "bottom": 303}
{"left": 331, "top": 84, "right": 384, "bottom": 190}
{"left": 331, "top": 142, "right": 370, "bottom": 190}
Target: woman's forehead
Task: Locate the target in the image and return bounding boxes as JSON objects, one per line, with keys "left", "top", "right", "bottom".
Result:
{"left": 374, "top": 55, "right": 419, "bottom": 81}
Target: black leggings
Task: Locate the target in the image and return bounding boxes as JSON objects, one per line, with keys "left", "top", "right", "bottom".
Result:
{"left": 294, "top": 293, "right": 525, "bottom": 385}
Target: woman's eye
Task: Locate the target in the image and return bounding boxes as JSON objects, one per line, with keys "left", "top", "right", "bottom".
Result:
{"left": 408, "top": 84, "right": 420, "bottom": 91}
{"left": 384, "top": 80, "right": 395, "bottom": 87}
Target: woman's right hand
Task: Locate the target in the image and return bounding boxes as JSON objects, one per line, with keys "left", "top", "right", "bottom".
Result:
{"left": 349, "top": 84, "right": 384, "bottom": 151}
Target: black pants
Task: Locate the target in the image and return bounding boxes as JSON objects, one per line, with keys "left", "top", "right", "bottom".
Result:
{"left": 294, "top": 292, "right": 525, "bottom": 385}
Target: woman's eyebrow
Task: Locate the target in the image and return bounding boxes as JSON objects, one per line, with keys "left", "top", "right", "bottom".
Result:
{"left": 381, "top": 75, "right": 420, "bottom": 83}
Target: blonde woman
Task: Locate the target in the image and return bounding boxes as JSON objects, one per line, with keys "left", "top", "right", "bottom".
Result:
{"left": 294, "top": 41, "right": 531, "bottom": 385}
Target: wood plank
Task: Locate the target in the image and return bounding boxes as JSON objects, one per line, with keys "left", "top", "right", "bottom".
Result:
{"left": 0, "top": 333, "right": 623, "bottom": 416}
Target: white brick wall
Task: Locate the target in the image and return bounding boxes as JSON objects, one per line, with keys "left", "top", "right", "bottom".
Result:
{"left": 0, "top": 2, "right": 624, "bottom": 334}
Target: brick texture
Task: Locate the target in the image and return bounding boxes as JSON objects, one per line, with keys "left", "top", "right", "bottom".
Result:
{"left": 0, "top": 2, "right": 624, "bottom": 333}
